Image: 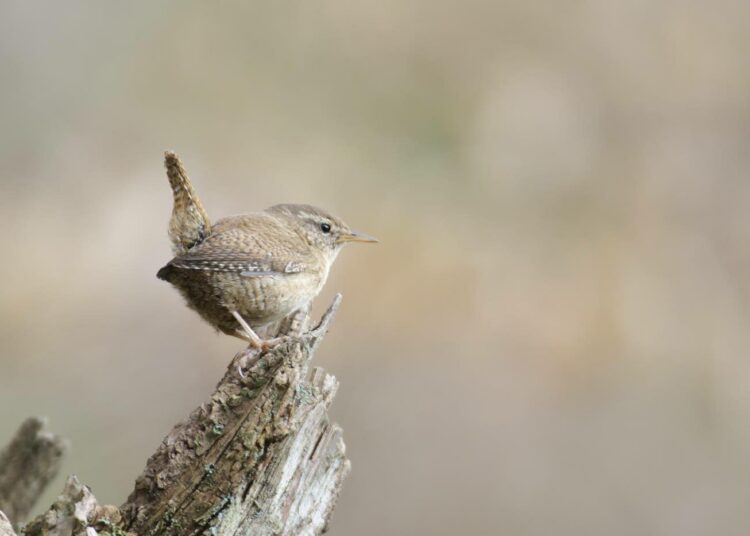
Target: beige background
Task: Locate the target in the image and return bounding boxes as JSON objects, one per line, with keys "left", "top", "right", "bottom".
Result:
{"left": 2, "top": 1, "right": 750, "bottom": 534}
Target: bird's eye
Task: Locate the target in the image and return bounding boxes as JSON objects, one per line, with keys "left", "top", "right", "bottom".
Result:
{"left": 320, "top": 222, "right": 332, "bottom": 234}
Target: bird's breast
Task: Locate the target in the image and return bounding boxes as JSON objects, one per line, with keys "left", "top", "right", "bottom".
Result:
{"left": 217, "top": 269, "right": 324, "bottom": 326}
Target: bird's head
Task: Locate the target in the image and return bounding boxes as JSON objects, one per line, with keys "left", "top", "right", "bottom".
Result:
{"left": 268, "top": 203, "right": 378, "bottom": 263}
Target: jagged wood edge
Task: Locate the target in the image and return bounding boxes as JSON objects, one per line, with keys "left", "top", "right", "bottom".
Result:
{"left": 120, "top": 293, "right": 350, "bottom": 535}
{"left": 19, "top": 475, "right": 127, "bottom": 536}
{"left": 0, "top": 511, "right": 15, "bottom": 536}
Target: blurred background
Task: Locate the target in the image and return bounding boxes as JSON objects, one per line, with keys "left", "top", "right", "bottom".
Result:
{"left": 1, "top": 1, "right": 749, "bottom": 534}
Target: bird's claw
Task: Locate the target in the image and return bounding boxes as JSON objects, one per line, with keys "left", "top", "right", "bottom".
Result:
{"left": 252, "top": 336, "right": 287, "bottom": 352}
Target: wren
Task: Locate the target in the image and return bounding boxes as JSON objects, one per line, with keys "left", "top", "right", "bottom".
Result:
{"left": 157, "top": 151, "right": 377, "bottom": 349}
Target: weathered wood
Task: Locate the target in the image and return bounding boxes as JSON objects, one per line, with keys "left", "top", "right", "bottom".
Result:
{"left": 0, "top": 511, "right": 16, "bottom": 536}
{"left": 0, "top": 418, "right": 66, "bottom": 525}
{"left": 120, "top": 294, "right": 350, "bottom": 535}
{"left": 6, "top": 295, "right": 350, "bottom": 536}
{"left": 21, "top": 475, "right": 128, "bottom": 536}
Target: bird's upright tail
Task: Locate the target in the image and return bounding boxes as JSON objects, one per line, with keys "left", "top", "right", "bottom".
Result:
{"left": 164, "top": 151, "right": 211, "bottom": 255}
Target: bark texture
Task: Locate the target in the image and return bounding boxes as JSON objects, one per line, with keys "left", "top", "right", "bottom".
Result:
{"left": 20, "top": 476, "right": 126, "bottom": 536}
{"left": 120, "top": 294, "right": 350, "bottom": 535}
{"left": 0, "top": 417, "right": 66, "bottom": 525}
{"left": 4, "top": 296, "right": 349, "bottom": 536}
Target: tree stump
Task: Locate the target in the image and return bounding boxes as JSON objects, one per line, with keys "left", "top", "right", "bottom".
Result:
{"left": 2, "top": 295, "right": 350, "bottom": 536}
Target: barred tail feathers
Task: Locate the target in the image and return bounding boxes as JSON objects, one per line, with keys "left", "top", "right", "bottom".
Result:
{"left": 156, "top": 263, "right": 173, "bottom": 281}
{"left": 164, "top": 151, "right": 211, "bottom": 255}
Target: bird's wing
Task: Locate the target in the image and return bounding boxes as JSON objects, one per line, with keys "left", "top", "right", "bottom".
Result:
{"left": 167, "top": 224, "right": 311, "bottom": 277}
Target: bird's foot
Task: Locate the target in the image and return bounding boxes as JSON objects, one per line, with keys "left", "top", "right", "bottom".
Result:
{"left": 236, "top": 336, "right": 289, "bottom": 377}
{"left": 242, "top": 335, "right": 288, "bottom": 352}
{"left": 231, "top": 310, "right": 264, "bottom": 347}
{"left": 255, "top": 336, "right": 287, "bottom": 351}
{"left": 231, "top": 310, "right": 290, "bottom": 352}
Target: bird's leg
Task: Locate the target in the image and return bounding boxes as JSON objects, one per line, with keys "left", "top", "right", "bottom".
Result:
{"left": 231, "top": 310, "right": 264, "bottom": 349}
{"left": 231, "top": 310, "right": 288, "bottom": 351}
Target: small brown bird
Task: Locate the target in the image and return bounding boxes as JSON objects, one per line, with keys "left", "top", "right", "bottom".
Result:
{"left": 157, "top": 151, "right": 377, "bottom": 349}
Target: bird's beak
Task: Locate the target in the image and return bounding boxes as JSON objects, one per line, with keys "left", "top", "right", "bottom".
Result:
{"left": 339, "top": 230, "right": 379, "bottom": 244}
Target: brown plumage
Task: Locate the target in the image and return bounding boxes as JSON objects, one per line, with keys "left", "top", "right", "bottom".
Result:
{"left": 164, "top": 151, "right": 211, "bottom": 256}
{"left": 157, "top": 152, "right": 377, "bottom": 348}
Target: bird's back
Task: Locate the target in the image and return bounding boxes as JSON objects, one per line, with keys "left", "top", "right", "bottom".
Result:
{"left": 165, "top": 212, "right": 319, "bottom": 274}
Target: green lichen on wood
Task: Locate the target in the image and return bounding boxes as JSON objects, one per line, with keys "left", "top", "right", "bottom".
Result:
{"left": 209, "top": 422, "right": 225, "bottom": 438}
{"left": 95, "top": 517, "right": 130, "bottom": 536}
{"left": 294, "top": 382, "right": 317, "bottom": 406}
